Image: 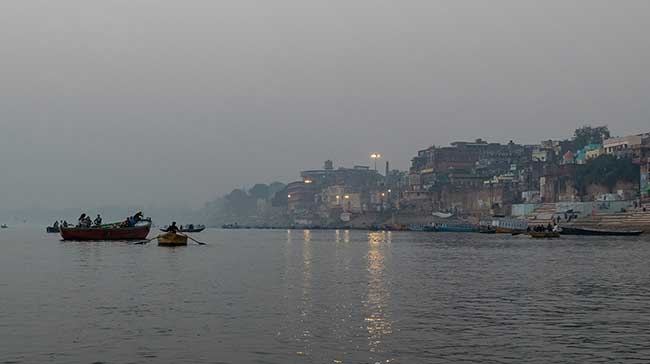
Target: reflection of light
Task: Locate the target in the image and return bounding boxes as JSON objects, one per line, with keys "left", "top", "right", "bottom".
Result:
{"left": 365, "top": 231, "right": 392, "bottom": 356}
{"left": 303, "top": 229, "right": 311, "bottom": 242}
{"left": 344, "top": 229, "right": 350, "bottom": 243}
{"left": 335, "top": 229, "right": 340, "bottom": 243}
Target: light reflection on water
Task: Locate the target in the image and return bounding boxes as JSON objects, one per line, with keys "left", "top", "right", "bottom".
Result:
{"left": 366, "top": 231, "right": 394, "bottom": 362}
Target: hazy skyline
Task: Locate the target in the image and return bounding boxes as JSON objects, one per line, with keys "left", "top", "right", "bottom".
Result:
{"left": 1, "top": 1, "right": 649, "bottom": 210}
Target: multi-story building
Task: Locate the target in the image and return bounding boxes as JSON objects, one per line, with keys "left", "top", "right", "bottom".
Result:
{"left": 603, "top": 134, "right": 643, "bottom": 158}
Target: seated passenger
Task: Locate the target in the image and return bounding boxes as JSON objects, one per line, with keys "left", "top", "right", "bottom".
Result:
{"left": 78, "top": 213, "right": 87, "bottom": 227}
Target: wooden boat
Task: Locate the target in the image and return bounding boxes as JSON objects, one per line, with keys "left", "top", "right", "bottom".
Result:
{"left": 560, "top": 226, "right": 643, "bottom": 236}
{"left": 60, "top": 222, "right": 151, "bottom": 241}
{"left": 157, "top": 232, "right": 188, "bottom": 246}
{"left": 182, "top": 224, "right": 205, "bottom": 233}
{"left": 433, "top": 223, "right": 479, "bottom": 233}
{"left": 529, "top": 231, "right": 561, "bottom": 239}
{"left": 46, "top": 226, "right": 60, "bottom": 233}
{"left": 487, "top": 218, "right": 529, "bottom": 234}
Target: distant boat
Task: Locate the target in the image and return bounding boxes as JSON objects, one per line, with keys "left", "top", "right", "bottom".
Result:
{"left": 407, "top": 224, "right": 435, "bottom": 232}
{"left": 529, "top": 231, "right": 561, "bottom": 239}
{"left": 433, "top": 223, "right": 478, "bottom": 233}
{"left": 60, "top": 222, "right": 151, "bottom": 241}
{"left": 157, "top": 232, "right": 188, "bottom": 246}
{"left": 487, "top": 218, "right": 528, "bottom": 234}
{"left": 560, "top": 226, "right": 643, "bottom": 236}
{"left": 0, "top": 224, "right": 7, "bottom": 229}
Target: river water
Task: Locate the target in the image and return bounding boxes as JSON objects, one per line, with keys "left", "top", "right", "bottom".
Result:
{"left": 1, "top": 228, "right": 650, "bottom": 363}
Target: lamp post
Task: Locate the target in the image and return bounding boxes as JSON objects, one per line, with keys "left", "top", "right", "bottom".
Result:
{"left": 370, "top": 153, "right": 381, "bottom": 171}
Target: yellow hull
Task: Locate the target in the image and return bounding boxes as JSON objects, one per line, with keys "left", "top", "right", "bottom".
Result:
{"left": 529, "top": 231, "right": 560, "bottom": 238}
{"left": 158, "top": 232, "right": 188, "bottom": 246}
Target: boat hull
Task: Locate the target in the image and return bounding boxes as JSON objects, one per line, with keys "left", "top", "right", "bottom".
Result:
{"left": 529, "top": 231, "right": 561, "bottom": 238}
{"left": 158, "top": 232, "right": 188, "bottom": 246}
{"left": 60, "top": 224, "right": 151, "bottom": 241}
{"left": 560, "top": 226, "right": 643, "bottom": 236}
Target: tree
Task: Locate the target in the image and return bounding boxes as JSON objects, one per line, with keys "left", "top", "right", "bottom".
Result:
{"left": 249, "top": 184, "right": 270, "bottom": 200}
{"left": 574, "top": 125, "right": 610, "bottom": 150}
{"left": 575, "top": 154, "right": 639, "bottom": 194}
{"left": 224, "top": 188, "right": 254, "bottom": 216}
{"left": 268, "top": 182, "right": 286, "bottom": 197}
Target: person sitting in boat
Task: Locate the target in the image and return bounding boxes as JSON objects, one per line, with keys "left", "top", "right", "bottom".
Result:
{"left": 84, "top": 215, "right": 93, "bottom": 228}
{"left": 167, "top": 222, "right": 180, "bottom": 234}
{"left": 127, "top": 212, "right": 144, "bottom": 227}
{"left": 53, "top": 221, "right": 59, "bottom": 229}
{"left": 93, "top": 214, "right": 102, "bottom": 227}
{"left": 78, "top": 213, "right": 87, "bottom": 227}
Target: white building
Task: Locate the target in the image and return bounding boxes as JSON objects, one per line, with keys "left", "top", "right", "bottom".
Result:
{"left": 603, "top": 135, "right": 643, "bottom": 156}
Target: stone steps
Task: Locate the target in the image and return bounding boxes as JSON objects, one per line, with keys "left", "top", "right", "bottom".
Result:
{"left": 525, "top": 203, "right": 558, "bottom": 223}
{"left": 566, "top": 210, "right": 650, "bottom": 232}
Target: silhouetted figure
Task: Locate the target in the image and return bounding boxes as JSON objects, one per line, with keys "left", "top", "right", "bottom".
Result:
{"left": 167, "top": 222, "right": 180, "bottom": 233}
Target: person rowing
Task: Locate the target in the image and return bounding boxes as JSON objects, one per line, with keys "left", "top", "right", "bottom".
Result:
{"left": 167, "top": 221, "right": 180, "bottom": 234}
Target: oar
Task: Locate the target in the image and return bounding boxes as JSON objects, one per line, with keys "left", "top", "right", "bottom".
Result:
{"left": 134, "top": 235, "right": 160, "bottom": 245}
{"left": 179, "top": 233, "right": 207, "bottom": 245}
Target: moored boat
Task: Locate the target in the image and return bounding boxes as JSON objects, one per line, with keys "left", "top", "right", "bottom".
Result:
{"left": 433, "top": 223, "right": 479, "bottom": 233}
{"left": 560, "top": 226, "right": 643, "bottom": 236}
{"left": 529, "top": 231, "right": 561, "bottom": 238}
{"left": 485, "top": 218, "right": 528, "bottom": 234}
{"left": 157, "top": 232, "right": 188, "bottom": 246}
{"left": 60, "top": 222, "right": 151, "bottom": 241}
{"left": 1, "top": 224, "right": 7, "bottom": 229}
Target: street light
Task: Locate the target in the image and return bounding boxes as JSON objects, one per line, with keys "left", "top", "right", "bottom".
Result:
{"left": 370, "top": 153, "right": 381, "bottom": 171}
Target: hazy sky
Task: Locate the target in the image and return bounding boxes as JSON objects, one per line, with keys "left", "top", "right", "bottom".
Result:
{"left": 1, "top": 1, "right": 649, "bottom": 210}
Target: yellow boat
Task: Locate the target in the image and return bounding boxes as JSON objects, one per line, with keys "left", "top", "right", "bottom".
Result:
{"left": 157, "top": 232, "right": 188, "bottom": 246}
{"left": 528, "top": 231, "right": 560, "bottom": 239}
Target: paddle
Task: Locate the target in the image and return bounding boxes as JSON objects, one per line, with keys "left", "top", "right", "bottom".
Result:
{"left": 134, "top": 235, "right": 160, "bottom": 245}
{"left": 179, "top": 233, "right": 207, "bottom": 245}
